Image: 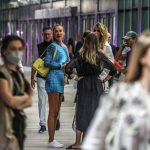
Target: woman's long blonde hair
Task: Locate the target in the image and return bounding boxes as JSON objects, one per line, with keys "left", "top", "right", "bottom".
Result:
{"left": 80, "top": 32, "right": 99, "bottom": 65}
{"left": 126, "top": 30, "right": 150, "bottom": 82}
{"left": 93, "top": 22, "right": 108, "bottom": 50}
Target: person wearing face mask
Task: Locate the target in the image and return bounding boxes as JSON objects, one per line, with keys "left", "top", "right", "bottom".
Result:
{"left": 44, "top": 24, "right": 70, "bottom": 148}
{"left": 31, "top": 27, "right": 62, "bottom": 133}
{"left": 0, "top": 35, "right": 33, "bottom": 150}
{"left": 0, "top": 39, "right": 24, "bottom": 72}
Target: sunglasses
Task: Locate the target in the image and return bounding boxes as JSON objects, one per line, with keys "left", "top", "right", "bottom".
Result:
{"left": 93, "top": 29, "right": 100, "bottom": 32}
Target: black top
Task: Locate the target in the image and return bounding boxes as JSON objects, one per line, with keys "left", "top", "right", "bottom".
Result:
{"left": 65, "top": 52, "right": 115, "bottom": 78}
{"left": 75, "top": 41, "right": 83, "bottom": 55}
{"left": 110, "top": 44, "right": 118, "bottom": 57}
{"left": 37, "top": 40, "right": 52, "bottom": 79}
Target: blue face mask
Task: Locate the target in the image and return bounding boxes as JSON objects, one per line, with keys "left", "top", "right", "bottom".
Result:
{"left": 5, "top": 51, "right": 23, "bottom": 65}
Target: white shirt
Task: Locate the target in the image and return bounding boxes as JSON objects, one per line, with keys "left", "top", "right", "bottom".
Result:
{"left": 104, "top": 42, "right": 114, "bottom": 63}
{"left": 99, "top": 42, "right": 114, "bottom": 91}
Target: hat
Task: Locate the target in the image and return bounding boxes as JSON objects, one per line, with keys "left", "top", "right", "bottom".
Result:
{"left": 122, "top": 31, "right": 138, "bottom": 40}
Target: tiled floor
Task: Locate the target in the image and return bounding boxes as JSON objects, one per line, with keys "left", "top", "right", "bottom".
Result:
{"left": 24, "top": 68, "right": 76, "bottom": 150}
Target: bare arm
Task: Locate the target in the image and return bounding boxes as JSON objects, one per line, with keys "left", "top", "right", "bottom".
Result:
{"left": 65, "top": 57, "right": 78, "bottom": 76}
{"left": 17, "top": 96, "right": 32, "bottom": 110}
{"left": 0, "top": 79, "right": 30, "bottom": 110}
{"left": 31, "top": 67, "right": 36, "bottom": 79}
{"left": 31, "top": 67, "right": 36, "bottom": 89}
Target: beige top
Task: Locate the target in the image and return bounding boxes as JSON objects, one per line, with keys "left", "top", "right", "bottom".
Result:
{"left": 0, "top": 66, "right": 20, "bottom": 150}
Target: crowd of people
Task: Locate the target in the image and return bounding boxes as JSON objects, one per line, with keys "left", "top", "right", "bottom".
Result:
{"left": 0, "top": 22, "right": 150, "bottom": 150}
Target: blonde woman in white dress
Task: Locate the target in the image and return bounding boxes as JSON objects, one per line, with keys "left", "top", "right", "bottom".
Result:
{"left": 93, "top": 23, "right": 114, "bottom": 92}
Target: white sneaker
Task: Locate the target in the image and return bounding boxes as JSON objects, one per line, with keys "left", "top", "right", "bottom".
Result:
{"left": 48, "top": 140, "right": 64, "bottom": 148}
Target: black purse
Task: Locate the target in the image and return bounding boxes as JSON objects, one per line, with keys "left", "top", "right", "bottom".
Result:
{"left": 13, "top": 110, "right": 26, "bottom": 150}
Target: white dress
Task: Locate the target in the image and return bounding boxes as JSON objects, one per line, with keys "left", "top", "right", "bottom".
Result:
{"left": 82, "top": 82, "right": 150, "bottom": 150}
{"left": 104, "top": 42, "right": 114, "bottom": 63}
{"left": 99, "top": 42, "right": 114, "bottom": 92}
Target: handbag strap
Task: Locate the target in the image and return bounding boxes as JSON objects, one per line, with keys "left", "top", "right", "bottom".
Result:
{"left": 40, "top": 44, "right": 58, "bottom": 62}
{"left": 40, "top": 44, "right": 51, "bottom": 58}
{"left": 52, "top": 47, "right": 58, "bottom": 62}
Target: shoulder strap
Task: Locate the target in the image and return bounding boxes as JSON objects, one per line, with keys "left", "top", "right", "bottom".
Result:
{"left": 40, "top": 44, "right": 51, "bottom": 58}
{"left": 52, "top": 47, "right": 58, "bottom": 62}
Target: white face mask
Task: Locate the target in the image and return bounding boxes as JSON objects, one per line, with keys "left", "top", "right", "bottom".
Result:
{"left": 5, "top": 51, "right": 23, "bottom": 65}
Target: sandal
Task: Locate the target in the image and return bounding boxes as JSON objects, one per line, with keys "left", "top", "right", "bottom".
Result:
{"left": 66, "top": 145, "right": 81, "bottom": 149}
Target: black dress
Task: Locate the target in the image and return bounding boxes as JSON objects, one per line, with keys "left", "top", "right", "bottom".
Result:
{"left": 66, "top": 53, "right": 114, "bottom": 133}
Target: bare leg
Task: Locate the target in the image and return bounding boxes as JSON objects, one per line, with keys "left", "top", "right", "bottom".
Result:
{"left": 81, "top": 133, "right": 85, "bottom": 143}
{"left": 75, "top": 129, "right": 82, "bottom": 145}
{"left": 66, "top": 129, "right": 82, "bottom": 149}
{"left": 47, "top": 93, "right": 62, "bottom": 142}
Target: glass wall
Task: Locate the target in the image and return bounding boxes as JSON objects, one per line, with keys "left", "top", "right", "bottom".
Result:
{"left": 0, "top": 0, "right": 10, "bottom": 9}
{"left": 118, "top": 0, "right": 150, "bottom": 45}
{"left": 118, "top": 0, "right": 150, "bottom": 44}
{"left": 0, "top": 0, "right": 117, "bottom": 66}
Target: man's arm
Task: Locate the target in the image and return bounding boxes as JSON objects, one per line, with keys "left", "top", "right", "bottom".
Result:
{"left": 115, "top": 46, "right": 127, "bottom": 60}
{"left": 31, "top": 66, "right": 36, "bottom": 89}
{"left": 30, "top": 44, "right": 40, "bottom": 89}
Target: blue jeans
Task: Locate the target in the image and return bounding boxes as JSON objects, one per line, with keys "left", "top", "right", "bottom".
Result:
{"left": 37, "top": 77, "right": 47, "bottom": 126}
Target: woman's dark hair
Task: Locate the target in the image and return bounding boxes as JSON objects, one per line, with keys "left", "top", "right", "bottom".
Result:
{"left": 67, "top": 38, "right": 75, "bottom": 53}
{"left": 1, "top": 35, "right": 25, "bottom": 57}
{"left": 68, "top": 38, "right": 74, "bottom": 46}
{"left": 82, "top": 31, "right": 91, "bottom": 39}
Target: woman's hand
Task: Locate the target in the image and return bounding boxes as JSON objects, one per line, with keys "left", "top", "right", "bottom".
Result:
{"left": 61, "top": 63, "right": 67, "bottom": 70}
{"left": 17, "top": 93, "right": 32, "bottom": 110}
{"left": 64, "top": 75, "right": 69, "bottom": 85}
{"left": 103, "top": 75, "right": 112, "bottom": 83}
{"left": 73, "top": 75, "right": 84, "bottom": 81}
{"left": 31, "top": 78, "right": 36, "bottom": 89}
{"left": 24, "top": 93, "right": 32, "bottom": 107}
{"left": 26, "top": 96, "right": 32, "bottom": 107}
{"left": 24, "top": 92, "right": 29, "bottom": 99}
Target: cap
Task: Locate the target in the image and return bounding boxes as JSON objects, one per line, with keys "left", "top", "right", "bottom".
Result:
{"left": 122, "top": 31, "right": 138, "bottom": 40}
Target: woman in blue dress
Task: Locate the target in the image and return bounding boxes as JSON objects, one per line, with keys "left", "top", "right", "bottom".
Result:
{"left": 44, "top": 24, "right": 70, "bottom": 148}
